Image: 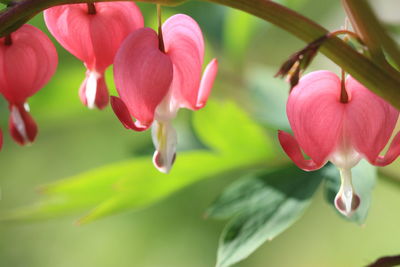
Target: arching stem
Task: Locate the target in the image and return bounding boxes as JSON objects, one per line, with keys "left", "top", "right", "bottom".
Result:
{"left": 157, "top": 4, "right": 165, "bottom": 53}
{"left": 4, "top": 34, "right": 12, "bottom": 45}
{"left": 340, "top": 69, "right": 348, "bottom": 103}
{"left": 87, "top": 2, "right": 96, "bottom": 14}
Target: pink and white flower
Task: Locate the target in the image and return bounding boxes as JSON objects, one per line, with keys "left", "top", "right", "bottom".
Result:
{"left": 44, "top": 2, "right": 144, "bottom": 109}
{"left": 0, "top": 24, "right": 58, "bottom": 146}
{"left": 111, "top": 14, "right": 218, "bottom": 173}
{"left": 278, "top": 70, "right": 400, "bottom": 216}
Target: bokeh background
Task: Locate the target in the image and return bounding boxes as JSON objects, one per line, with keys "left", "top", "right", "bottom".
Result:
{"left": 1, "top": 0, "right": 400, "bottom": 266}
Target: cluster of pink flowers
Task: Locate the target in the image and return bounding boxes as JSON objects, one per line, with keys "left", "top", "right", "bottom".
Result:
{"left": 1, "top": 2, "right": 399, "bottom": 216}
{"left": 0, "top": 2, "right": 218, "bottom": 173}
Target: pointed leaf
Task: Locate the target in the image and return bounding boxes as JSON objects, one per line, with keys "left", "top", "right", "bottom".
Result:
{"left": 209, "top": 165, "right": 324, "bottom": 267}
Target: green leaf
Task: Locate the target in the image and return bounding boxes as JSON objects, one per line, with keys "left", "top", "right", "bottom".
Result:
{"left": 193, "top": 101, "right": 276, "bottom": 160}
{"left": 323, "top": 160, "right": 377, "bottom": 224}
{"left": 2, "top": 100, "right": 274, "bottom": 223}
{"left": 208, "top": 165, "right": 324, "bottom": 267}
{"left": 77, "top": 152, "right": 239, "bottom": 224}
{"left": 245, "top": 67, "right": 290, "bottom": 130}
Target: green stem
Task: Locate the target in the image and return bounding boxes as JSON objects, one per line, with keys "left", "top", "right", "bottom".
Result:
{"left": 1, "top": 0, "right": 400, "bottom": 109}
{"left": 205, "top": 0, "right": 400, "bottom": 108}
{"left": 342, "top": 0, "right": 400, "bottom": 70}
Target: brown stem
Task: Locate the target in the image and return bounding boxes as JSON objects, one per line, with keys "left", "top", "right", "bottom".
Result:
{"left": 340, "top": 69, "right": 348, "bottom": 103}
{"left": 4, "top": 34, "right": 12, "bottom": 45}
{"left": 329, "top": 29, "right": 364, "bottom": 46}
{"left": 87, "top": 3, "right": 96, "bottom": 14}
{"left": 157, "top": 4, "right": 165, "bottom": 53}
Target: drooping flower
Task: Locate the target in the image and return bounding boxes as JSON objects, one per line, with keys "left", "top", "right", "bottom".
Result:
{"left": 278, "top": 70, "right": 400, "bottom": 216}
{"left": 44, "top": 2, "right": 144, "bottom": 109}
{"left": 0, "top": 24, "right": 58, "bottom": 146}
{"left": 111, "top": 14, "right": 218, "bottom": 173}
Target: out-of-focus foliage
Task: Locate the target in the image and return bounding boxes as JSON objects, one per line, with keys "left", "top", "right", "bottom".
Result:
{"left": 2, "top": 101, "right": 275, "bottom": 224}
{"left": 223, "top": 9, "right": 258, "bottom": 63}
{"left": 246, "top": 67, "right": 290, "bottom": 130}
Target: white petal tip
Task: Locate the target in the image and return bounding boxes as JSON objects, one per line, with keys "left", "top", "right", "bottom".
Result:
{"left": 85, "top": 71, "right": 100, "bottom": 109}
{"left": 152, "top": 150, "right": 176, "bottom": 174}
{"left": 334, "top": 193, "right": 360, "bottom": 217}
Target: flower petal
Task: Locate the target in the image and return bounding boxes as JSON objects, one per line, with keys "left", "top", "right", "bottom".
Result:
{"left": 79, "top": 70, "right": 109, "bottom": 109}
{"left": 114, "top": 27, "right": 173, "bottom": 128}
{"left": 344, "top": 76, "right": 399, "bottom": 163}
{"left": 0, "top": 24, "right": 58, "bottom": 104}
{"left": 110, "top": 96, "right": 147, "bottom": 131}
{"left": 278, "top": 130, "right": 325, "bottom": 171}
{"left": 195, "top": 58, "right": 218, "bottom": 109}
{"left": 9, "top": 103, "right": 37, "bottom": 145}
{"left": 371, "top": 132, "right": 400, "bottom": 166}
{"left": 334, "top": 168, "right": 360, "bottom": 217}
{"left": 287, "top": 70, "right": 345, "bottom": 165}
{"left": 44, "top": 2, "right": 143, "bottom": 71}
{"left": 151, "top": 121, "right": 177, "bottom": 173}
{"left": 162, "top": 14, "right": 205, "bottom": 110}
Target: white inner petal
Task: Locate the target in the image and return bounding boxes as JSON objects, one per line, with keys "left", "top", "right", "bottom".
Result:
{"left": 339, "top": 168, "right": 354, "bottom": 214}
{"left": 86, "top": 71, "right": 100, "bottom": 109}
{"left": 11, "top": 105, "right": 28, "bottom": 143}
{"left": 24, "top": 103, "right": 30, "bottom": 112}
{"left": 154, "top": 90, "right": 179, "bottom": 122}
{"left": 330, "top": 146, "right": 362, "bottom": 217}
{"left": 151, "top": 120, "right": 177, "bottom": 174}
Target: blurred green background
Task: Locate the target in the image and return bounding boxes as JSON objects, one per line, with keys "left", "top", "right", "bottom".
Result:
{"left": 1, "top": 0, "right": 400, "bottom": 266}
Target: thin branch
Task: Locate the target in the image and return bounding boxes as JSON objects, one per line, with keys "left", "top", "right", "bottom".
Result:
{"left": 366, "top": 255, "right": 400, "bottom": 267}
{"left": 342, "top": 0, "right": 400, "bottom": 70}
{"left": 204, "top": 0, "right": 400, "bottom": 109}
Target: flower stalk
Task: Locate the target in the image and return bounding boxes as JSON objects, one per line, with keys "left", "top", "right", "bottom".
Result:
{"left": 87, "top": 2, "right": 96, "bottom": 14}
{"left": 342, "top": 0, "right": 400, "bottom": 70}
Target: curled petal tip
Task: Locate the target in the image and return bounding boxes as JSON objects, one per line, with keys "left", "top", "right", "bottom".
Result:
{"left": 277, "top": 130, "right": 324, "bottom": 171}
{"left": 153, "top": 150, "right": 176, "bottom": 174}
{"left": 110, "top": 96, "right": 148, "bottom": 132}
{"left": 9, "top": 104, "right": 38, "bottom": 146}
{"left": 196, "top": 58, "right": 218, "bottom": 109}
{"left": 372, "top": 131, "right": 400, "bottom": 166}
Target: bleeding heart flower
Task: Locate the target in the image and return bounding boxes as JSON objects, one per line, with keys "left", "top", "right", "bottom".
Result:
{"left": 111, "top": 14, "right": 218, "bottom": 173}
{"left": 0, "top": 24, "right": 58, "bottom": 146}
{"left": 44, "top": 2, "right": 144, "bottom": 109}
{"left": 278, "top": 70, "right": 400, "bottom": 216}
